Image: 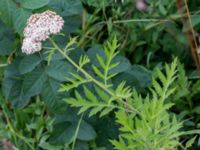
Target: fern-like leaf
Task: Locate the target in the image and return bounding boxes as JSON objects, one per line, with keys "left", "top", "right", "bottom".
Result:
{"left": 59, "top": 73, "right": 91, "bottom": 92}
{"left": 79, "top": 55, "right": 90, "bottom": 68}
{"left": 65, "top": 88, "right": 117, "bottom": 117}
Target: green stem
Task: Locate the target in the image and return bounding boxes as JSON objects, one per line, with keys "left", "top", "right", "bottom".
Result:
{"left": 113, "top": 19, "right": 172, "bottom": 24}
{"left": 104, "top": 50, "right": 114, "bottom": 86}
{"left": 71, "top": 114, "right": 83, "bottom": 150}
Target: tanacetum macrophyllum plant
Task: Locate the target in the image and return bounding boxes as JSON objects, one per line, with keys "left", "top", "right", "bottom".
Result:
{"left": 20, "top": 10, "right": 200, "bottom": 150}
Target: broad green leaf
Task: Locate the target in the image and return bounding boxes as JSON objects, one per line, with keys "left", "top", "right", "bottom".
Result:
{"left": 82, "top": 0, "right": 111, "bottom": 7}
{"left": 74, "top": 141, "right": 89, "bottom": 150}
{"left": 0, "top": 37, "right": 13, "bottom": 55}
{"left": 19, "top": 54, "right": 42, "bottom": 74}
{"left": 23, "top": 66, "right": 47, "bottom": 97}
{"left": 0, "top": 20, "right": 14, "bottom": 55}
{"left": 39, "top": 135, "right": 63, "bottom": 150}
{"left": 191, "top": 15, "right": 200, "bottom": 27}
{"left": 12, "top": 8, "right": 31, "bottom": 35}
{"left": 109, "top": 55, "right": 131, "bottom": 74}
{"left": 3, "top": 57, "right": 30, "bottom": 108}
{"left": 87, "top": 45, "right": 106, "bottom": 66}
{"left": 77, "top": 120, "right": 96, "bottom": 141}
{"left": 20, "top": 0, "right": 49, "bottom": 9}
{"left": 2, "top": 58, "right": 21, "bottom": 99}
{"left": 112, "top": 65, "right": 151, "bottom": 90}
{"left": 48, "top": 0, "right": 82, "bottom": 16}
{"left": 41, "top": 77, "right": 66, "bottom": 110}
{"left": 46, "top": 60, "right": 74, "bottom": 81}
{"left": 50, "top": 121, "right": 75, "bottom": 144}
{"left": 48, "top": 0, "right": 82, "bottom": 33}
{"left": 4, "top": 78, "right": 31, "bottom": 108}
{"left": 0, "top": 0, "right": 16, "bottom": 26}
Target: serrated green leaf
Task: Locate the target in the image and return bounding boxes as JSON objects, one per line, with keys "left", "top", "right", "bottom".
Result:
{"left": 78, "top": 106, "right": 90, "bottom": 114}
{"left": 94, "top": 86, "right": 110, "bottom": 101}
{"left": 92, "top": 65, "right": 104, "bottom": 79}
{"left": 89, "top": 106, "right": 103, "bottom": 117}
{"left": 96, "top": 54, "right": 106, "bottom": 69}
{"left": 83, "top": 86, "right": 98, "bottom": 103}
{"left": 75, "top": 91, "right": 83, "bottom": 100}
{"left": 100, "top": 107, "right": 113, "bottom": 117}
{"left": 109, "top": 62, "right": 120, "bottom": 70}
{"left": 156, "top": 68, "right": 167, "bottom": 86}
{"left": 152, "top": 79, "right": 162, "bottom": 96}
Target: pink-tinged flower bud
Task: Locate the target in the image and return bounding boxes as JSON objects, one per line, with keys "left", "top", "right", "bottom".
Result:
{"left": 135, "top": 0, "right": 148, "bottom": 12}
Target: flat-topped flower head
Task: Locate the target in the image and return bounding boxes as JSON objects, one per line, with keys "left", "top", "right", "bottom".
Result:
{"left": 22, "top": 10, "right": 64, "bottom": 54}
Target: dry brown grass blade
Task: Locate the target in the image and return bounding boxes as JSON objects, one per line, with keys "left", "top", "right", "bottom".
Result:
{"left": 176, "top": 0, "right": 200, "bottom": 73}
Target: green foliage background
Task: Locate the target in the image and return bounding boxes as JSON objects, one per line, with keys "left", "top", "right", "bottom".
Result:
{"left": 0, "top": 0, "right": 200, "bottom": 149}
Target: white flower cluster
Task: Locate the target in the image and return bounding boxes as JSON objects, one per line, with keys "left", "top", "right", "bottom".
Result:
{"left": 22, "top": 10, "right": 64, "bottom": 54}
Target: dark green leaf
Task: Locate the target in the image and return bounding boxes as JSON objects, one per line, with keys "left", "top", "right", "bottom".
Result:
{"left": 50, "top": 121, "right": 75, "bottom": 144}
{"left": 77, "top": 120, "right": 96, "bottom": 141}
{"left": 12, "top": 8, "right": 31, "bottom": 34}
{"left": 0, "top": 20, "right": 14, "bottom": 55}
{"left": 20, "top": 0, "right": 49, "bottom": 9}
{"left": 23, "top": 66, "right": 47, "bottom": 97}
{"left": 19, "top": 54, "right": 42, "bottom": 74}
{"left": 46, "top": 60, "right": 74, "bottom": 81}
{"left": 74, "top": 141, "right": 89, "bottom": 150}
{"left": 112, "top": 65, "right": 151, "bottom": 90}
{"left": 0, "top": 0, "right": 16, "bottom": 26}
{"left": 48, "top": 0, "right": 82, "bottom": 16}
{"left": 4, "top": 78, "right": 31, "bottom": 108}
{"left": 41, "top": 77, "right": 66, "bottom": 110}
